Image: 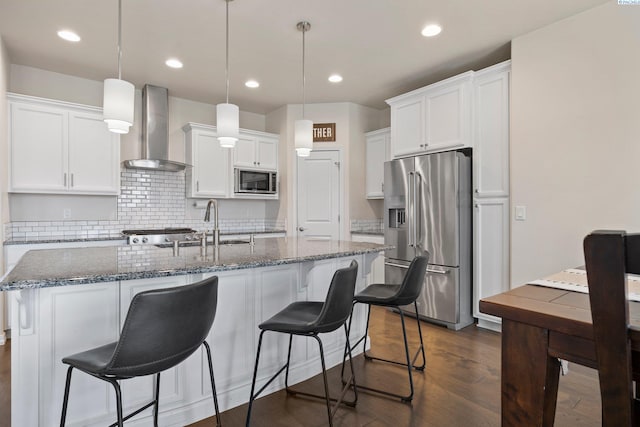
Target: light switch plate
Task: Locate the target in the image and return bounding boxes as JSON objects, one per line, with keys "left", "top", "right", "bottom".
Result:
{"left": 515, "top": 206, "right": 526, "bottom": 221}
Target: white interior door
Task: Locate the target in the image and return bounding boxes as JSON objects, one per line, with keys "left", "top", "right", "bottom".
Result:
{"left": 297, "top": 150, "right": 341, "bottom": 240}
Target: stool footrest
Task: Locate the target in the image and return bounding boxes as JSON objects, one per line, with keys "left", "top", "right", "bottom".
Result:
{"left": 286, "top": 372, "right": 357, "bottom": 411}
{"left": 106, "top": 399, "right": 156, "bottom": 427}
{"left": 364, "top": 344, "right": 426, "bottom": 370}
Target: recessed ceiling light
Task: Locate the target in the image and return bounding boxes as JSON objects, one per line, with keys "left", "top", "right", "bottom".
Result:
{"left": 165, "top": 58, "right": 183, "bottom": 69}
{"left": 245, "top": 80, "right": 260, "bottom": 88}
{"left": 57, "top": 30, "right": 81, "bottom": 42}
{"left": 421, "top": 24, "right": 442, "bottom": 37}
{"left": 328, "top": 74, "right": 343, "bottom": 83}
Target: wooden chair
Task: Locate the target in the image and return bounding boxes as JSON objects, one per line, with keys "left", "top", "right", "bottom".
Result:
{"left": 583, "top": 230, "right": 640, "bottom": 427}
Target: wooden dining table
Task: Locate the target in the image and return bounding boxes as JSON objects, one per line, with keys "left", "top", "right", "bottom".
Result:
{"left": 479, "top": 281, "right": 640, "bottom": 427}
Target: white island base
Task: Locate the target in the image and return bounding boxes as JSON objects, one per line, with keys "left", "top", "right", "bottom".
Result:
{"left": 10, "top": 254, "right": 374, "bottom": 427}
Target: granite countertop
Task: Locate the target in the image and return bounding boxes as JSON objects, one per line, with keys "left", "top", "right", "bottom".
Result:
{"left": 3, "top": 229, "right": 287, "bottom": 246}
{"left": 1, "top": 237, "right": 392, "bottom": 291}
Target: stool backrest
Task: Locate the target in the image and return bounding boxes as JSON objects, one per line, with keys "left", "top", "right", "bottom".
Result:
{"left": 314, "top": 260, "right": 359, "bottom": 334}
{"left": 584, "top": 230, "right": 640, "bottom": 426}
{"left": 106, "top": 276, "right": 218, "bottom": 377}
{"left": 394, "top": 255, "right": 429, "bottom": 306}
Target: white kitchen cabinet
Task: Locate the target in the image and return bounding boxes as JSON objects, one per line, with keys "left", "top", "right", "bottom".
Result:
{"left": 183, "top": 123, "right": 230, "bottom": 198}
{"left": 365, "top": 128, "right": 390, "bottom": 199}
{"left": 232, "top": 131, "right": 278, "bottom": 171}
{"left": 9, "top": 94, "right": 120, "bottom": 195}
{"left": 471, "top": 60, "right": 511, "bottom": 331}
{"left": 473, "top": 61, "right": 510, "bottom": 198}
{"left": 386, "top": 72, "right": 473, "bottom": 158}
{"left": 473, "top": 198, "right": 510, "bottom": 330}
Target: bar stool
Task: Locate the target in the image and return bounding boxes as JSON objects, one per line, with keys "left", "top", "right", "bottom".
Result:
{"left": 246, "top": 260, "right": 359, "bottom": 427}
{"left": 59, "top": 276, "right": 222, "bottom": 427}
{"left": 342, "top": 255, "right": 428, "bottom": 402}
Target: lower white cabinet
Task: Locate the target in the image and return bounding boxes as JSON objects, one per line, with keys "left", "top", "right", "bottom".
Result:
{"left": 365, "top": 128, "right": 390, "bottom": 199}
{"left": 9, "top": 254, "right": 372, "bottom": 427}
{"left": 473, "top": 198, "right": 510, "bottom": 330}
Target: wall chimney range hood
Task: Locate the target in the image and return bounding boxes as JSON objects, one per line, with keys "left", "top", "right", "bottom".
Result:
{"left": 122, "top": 84, "right": 190, "bottom": 172}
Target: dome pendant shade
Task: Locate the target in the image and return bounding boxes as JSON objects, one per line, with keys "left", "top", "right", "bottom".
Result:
{"left": 295, "top": 119, "right": 313, "bottom": 157}
{"left": 103, "top": 78, "right": 135, "bottom": 134}
{"left": 217, "top": 103, "right": 239, "bottom": 148}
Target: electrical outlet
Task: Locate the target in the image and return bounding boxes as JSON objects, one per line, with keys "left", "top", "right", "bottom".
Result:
{"left": 63, "top": 209, "right": 71, "bottom": 219}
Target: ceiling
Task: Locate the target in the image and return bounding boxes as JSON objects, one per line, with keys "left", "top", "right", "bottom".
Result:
{"left": 0, "top": 0, "right": 608, "bottom": 114}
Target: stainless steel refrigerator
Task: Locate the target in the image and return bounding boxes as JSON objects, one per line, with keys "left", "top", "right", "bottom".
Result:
{"left": 384, "top": 149, "right": 473, "bottom": 330}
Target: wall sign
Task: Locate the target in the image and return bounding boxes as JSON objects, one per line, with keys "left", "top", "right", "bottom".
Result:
{"left": 313, "top": 123, "right": 336, "bottom": 142}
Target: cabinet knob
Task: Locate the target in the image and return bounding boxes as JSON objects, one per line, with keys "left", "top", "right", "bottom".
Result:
{"left": 196, "top": 181, "right": 199, "bottom": 192}
{"left": 474, "top": 189, "right": 479, "bottom": 193}
{"left": 419, "top": 144, "right": 424, "bottom": 148}
{"left": 298, "top": 226, "right": 306, "bottom": 232}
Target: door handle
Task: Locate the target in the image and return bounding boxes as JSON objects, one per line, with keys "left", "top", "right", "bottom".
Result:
{"left": 298, "top": 227, "right": 306, "bottom": 232}
{"left": 384, "top": 261, "right": 409, "bottom": 269}
{"left": 426, "top": 268, "right": 451, "bottom": 275}
{"left": 407, "top": 171, "right": 414, "bottom": 247}
{"left": 415, "top": 171, "right": 422, "bottom": 249}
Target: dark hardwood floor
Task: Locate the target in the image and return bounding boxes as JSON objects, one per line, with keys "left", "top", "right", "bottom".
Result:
{"left": 189, "top": 307, "right": 601, "bottom": 427}
{"left": 0, "top": 307, "right": 601, "bottom": 426}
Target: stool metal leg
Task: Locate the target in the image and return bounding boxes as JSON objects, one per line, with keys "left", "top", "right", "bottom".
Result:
{"left": 342, "top": 301, "right": 426, "bottom": 402}
{"left": 203, "top": 341, "right": 222, "bottom": 427}
{"left": 246, "top": 330, "right": 265, "bottom": 427}
{"left": 105, "top": 377, "right": 124, "bottom": 427}
{"left": 153, "top": 373, "right": 160, "bottom": 427}
{"left": 60, "top": 366, "right": 74, "bottom": 426}
{"left": 284, "top": 334, "right": 294, "bottom": 391}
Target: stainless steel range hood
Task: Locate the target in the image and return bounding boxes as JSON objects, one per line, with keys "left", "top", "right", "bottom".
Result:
{"left": 123, "top": 84, "right": 190, "bottom": 172}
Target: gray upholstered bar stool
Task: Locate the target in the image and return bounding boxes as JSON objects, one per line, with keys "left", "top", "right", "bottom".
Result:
{"left": 59, "top": 276, "right": 221, "bottom": 427}
{"left": 246, "top": 260, "right": 359, "bottom": 427}
{"left": 342, "top": 255, "right": 428, "bottom": 402}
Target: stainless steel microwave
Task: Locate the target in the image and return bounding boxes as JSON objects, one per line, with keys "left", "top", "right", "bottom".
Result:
{"left": 234, "top": 168, "right": 277, "bottom": 194}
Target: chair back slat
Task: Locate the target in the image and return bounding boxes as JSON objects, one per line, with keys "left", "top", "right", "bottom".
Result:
{"left": 584, "top": 230, "right": 635, "bottom": 426}
{"left": 107, "top": 276, "right": 218, "bottom": 377}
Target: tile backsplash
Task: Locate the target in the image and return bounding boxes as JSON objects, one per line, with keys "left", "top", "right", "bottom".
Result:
{"left": 4, "top": 169, "right": 284, "bottom": 242}
{"left": 350, "top": 219, "right": 384, "bottom": 234}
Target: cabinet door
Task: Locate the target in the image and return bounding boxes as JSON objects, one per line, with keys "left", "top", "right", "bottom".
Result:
{"left": 474, "top": 69, "right": 510, "bottom": 197}
{"left": 365, "top": 132, "right": 388, "bottom": 198}
{"left": 37, "top": 283, "right": 120, "bottom": 425}
{"left": 256, "top": 137, "right": 278, "bottom": 170}
{"left": 194, "top": 131, "right": 229, "bottom": 197}
{"left": 233, "top": 136, "right": 256, "bottom": 168}
{"left": 390, "top": 96, "right": 424, "bottom": 158}
{"left": 10, "top": 102, "right": 68, "bottom": 192}
{"left": 473, "top": 198, "right": 509, "bottom": 326}
{"left": 425, "top": 79, "right": 471, "bottom": 151}
{"left": 68, "top": 111, "right": 120, "bottom": 194}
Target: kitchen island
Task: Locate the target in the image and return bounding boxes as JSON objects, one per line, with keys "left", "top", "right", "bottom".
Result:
{"left": 1, "top": 237, "right": 390, "bottom": 427}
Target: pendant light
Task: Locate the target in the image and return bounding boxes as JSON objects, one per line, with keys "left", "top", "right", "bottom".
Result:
{"left": 295, "top": 21, "right": 313, "bottom": 157}
{"left": 217, "top": 0, "right": 239, "bottom": 148}
{"left": 103, "top": 0, "right": 134, "bottom": 134}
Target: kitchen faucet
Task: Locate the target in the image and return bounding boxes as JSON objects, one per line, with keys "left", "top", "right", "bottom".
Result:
{"left": 203, "top": 199, "right": 220, "bottom": 248}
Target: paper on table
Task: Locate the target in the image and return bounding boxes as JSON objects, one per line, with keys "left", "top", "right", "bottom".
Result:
{"left": 530, "top": 268, "right": 640, "bottom": 302}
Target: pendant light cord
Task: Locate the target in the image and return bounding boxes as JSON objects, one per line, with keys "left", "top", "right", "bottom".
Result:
{"left": 225, "top": 0, "right": 230, "bottom": 104}
{"left": 302, "top": 25, "right": 306, "bottom": 119}
{"left": 117, "top": 0, "right": 122, "bottom": 80}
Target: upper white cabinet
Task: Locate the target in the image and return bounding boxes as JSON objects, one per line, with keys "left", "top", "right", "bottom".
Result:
{"left": 473, "top": 62, "right": 510, "bottom": 198}
{"left": 183, "top": 123, "right": 279, "bottom": 199}
{"left": 386, "top": 72, "right": 473, "bottom": 158}
{"left": 183, "top": 123, "right": 230, "bottom": 198}
{"left": 233, "top": 131, "right": 278, "bottom": 171}
{"left": 9, "top": 94, "right": 120, "bottom": 195}
{"left": 365, "top": 127, "right": 390, "bottom": 199}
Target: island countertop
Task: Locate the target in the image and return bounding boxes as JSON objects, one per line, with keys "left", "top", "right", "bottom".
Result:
{"left": 1, "top": 237, "right": 392, "bottom": 291}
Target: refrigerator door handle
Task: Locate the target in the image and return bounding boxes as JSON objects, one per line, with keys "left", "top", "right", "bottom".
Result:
{"left": 407, "top": 171, "right": 414, "bottom": 248}
{"left": 384, "top": 261, "right": 410, "bottom": 269}
{"left": 415, "top": 171, "right": 422, "bottom": 249}
{"left": 426, "top": 268, "right": 451, "bottom": 275}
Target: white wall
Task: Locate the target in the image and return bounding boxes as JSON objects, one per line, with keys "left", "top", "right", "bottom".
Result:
{"left": 510, "top": 1, "right": 640, "bottom": 286}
